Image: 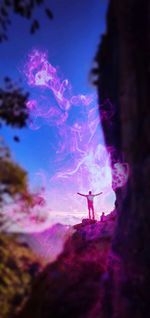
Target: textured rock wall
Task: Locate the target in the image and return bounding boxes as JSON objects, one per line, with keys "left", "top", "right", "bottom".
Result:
{"left": 95, "top": 0, "right": 150, "bottom": 317}
{"left": 16, "top": 221, "right": 113, "bottom": 318}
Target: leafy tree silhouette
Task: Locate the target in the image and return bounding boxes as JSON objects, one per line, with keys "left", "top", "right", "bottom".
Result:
{"left": 0, "top": 0, "right": 53, "bottom": 42}
{"left": 0, "top": 78, "right": 30, "bottom": 207}
{"left": 0, "top": 77, "right": 29, "bottom": 128}
{"left": 0, "top": 137, "right": 28, "bottom": 207}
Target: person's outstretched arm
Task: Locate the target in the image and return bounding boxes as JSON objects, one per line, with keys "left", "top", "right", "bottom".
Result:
{"left": 77, "top": 192, "right": 87, "bottom": 197}
{"left": 94, "top": 192, "right": 103, "bottom": 197}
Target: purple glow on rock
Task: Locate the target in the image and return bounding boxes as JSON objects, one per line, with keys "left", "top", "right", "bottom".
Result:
{"left": 112, "top": 162, "right": 129, "bottom": 189}
{"left": 21, "top": 49, "right": 129, "bottom": 224}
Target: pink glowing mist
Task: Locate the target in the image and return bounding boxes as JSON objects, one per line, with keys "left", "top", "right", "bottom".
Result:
{"left": 20, "top": 49, "right": 129, "bottom": 225}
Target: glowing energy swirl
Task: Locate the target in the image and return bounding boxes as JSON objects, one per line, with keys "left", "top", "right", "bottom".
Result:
{"left": 23, "top": 49, "right": 129, "bottom": 220}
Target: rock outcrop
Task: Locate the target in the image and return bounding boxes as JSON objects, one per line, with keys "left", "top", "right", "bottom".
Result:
{"left": 93, "top": 0, "right": 150, "bottom": 317}
{"left": 16, "top": 216, "right": 116, "bottom": 318}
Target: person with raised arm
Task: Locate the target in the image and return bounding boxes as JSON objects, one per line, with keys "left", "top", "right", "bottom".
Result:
{"left": 77, "top": 190, "right": 103, "bottom": 220}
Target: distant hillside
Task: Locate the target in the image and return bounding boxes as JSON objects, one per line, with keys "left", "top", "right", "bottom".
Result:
{"left": 19, "top": 223, "right": 75, "bottom": 263}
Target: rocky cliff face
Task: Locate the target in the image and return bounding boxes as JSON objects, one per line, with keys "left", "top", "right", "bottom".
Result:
{"left": 16, "top": 217, "right": 116, "bottom": 318}
{"left": 94, "top": 0, "right": 150, "bottom": 317}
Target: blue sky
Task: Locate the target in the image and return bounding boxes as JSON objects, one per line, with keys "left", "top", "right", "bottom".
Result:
{"left": 1, "top": 0, "right": 108, "bottom": 180}
{"left": 1, "top": 0, "right": 116, "bottom": 223}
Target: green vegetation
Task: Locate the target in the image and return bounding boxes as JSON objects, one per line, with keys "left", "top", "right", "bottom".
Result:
{"left": 0, "top": 138, "right": 28, "bottom": 208}
{"left": 0, "top": 233, "right": 42, "bottom": 318}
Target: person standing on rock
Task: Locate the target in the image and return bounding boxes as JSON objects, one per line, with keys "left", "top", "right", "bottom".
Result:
{"left": 77, "top": 191, "right": 102, "bottom": 220}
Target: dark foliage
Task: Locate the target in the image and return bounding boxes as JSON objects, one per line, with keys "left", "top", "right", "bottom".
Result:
{"left": 0, "top": 140, "right": 26, "bottom": 209}
{"left": 0, "top": 78, "right": 29, "bottom": 128}
{"left": 0, "top": 157, "right": 27, "bottom": 200}
{"left": 0, "top": 233, "right": 42, "bottom": 318}
{"left": 0, "top": 0, "right": 53, "bottom": 41}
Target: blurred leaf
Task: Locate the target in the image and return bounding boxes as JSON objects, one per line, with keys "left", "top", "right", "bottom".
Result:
{"left": 4, "top": 76, "right": 11, "bottom": 82}
{"left": 45, "top": 8, "right": 53, "bottom": 19}
{"left": 34, "top": 19, "right": 40, "bottom": 29}
{"left": 13, "top": 136, "right": 20, "bottom": 142}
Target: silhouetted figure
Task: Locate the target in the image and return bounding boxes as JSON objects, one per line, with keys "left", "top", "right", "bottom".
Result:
{"left": 100, "top": 212, "right": 105, "bottom": 222}
{"left": 77, "top": 191, "right": 102, "bottom": 220}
